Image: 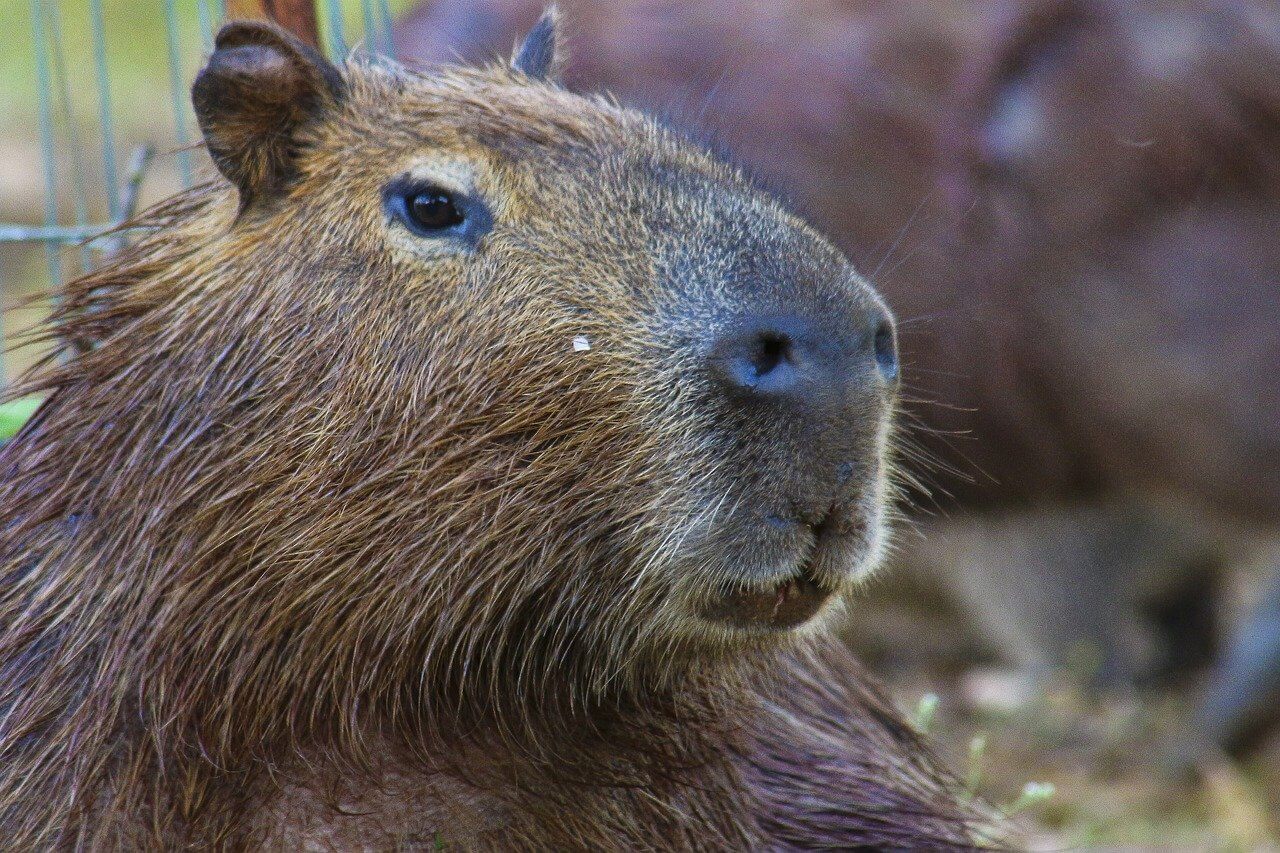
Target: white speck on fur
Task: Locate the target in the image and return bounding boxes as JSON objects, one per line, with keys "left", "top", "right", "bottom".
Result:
{"left": 572, "top": 335, "right": 591, "bottom": 352}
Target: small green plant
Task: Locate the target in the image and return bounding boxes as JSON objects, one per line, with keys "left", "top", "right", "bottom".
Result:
{"left": 965, "top": 733, "right": 988, "bottom": 797}
{"left": 960, "top": 725, "right": 1055, "bottom": 831}
{"left": 911, "top": 692, "right": 940, "bottom": 734}
{"left": 1003, "top": 781, "right": 1056, "bottom": 817}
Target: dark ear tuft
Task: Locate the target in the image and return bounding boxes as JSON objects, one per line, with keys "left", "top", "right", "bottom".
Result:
{"left": 192, "top": 20, "right": 345, "bottom": 211}
{"left": 512, "top": 6, "right": 564, "bottom": 82}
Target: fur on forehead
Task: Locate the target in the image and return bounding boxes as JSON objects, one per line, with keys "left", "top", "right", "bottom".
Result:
{"left": 318, "top": 30, "right": 744, "bottom": 207}
{"left": 341, "top": 51, "right": 655, "bottom": 159}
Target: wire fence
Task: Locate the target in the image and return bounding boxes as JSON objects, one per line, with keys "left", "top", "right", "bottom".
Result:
{"left": 0, "top": 0, "right": 397, "bottom": 402}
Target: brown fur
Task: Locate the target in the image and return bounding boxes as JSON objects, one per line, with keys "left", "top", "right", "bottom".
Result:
{"left": 0, "top": 17, "right": 984, "bottom": 849}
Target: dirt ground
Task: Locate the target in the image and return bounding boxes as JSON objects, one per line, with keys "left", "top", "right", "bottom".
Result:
{"left": 851, "top": 586, "right": 1280, "bottom": 851}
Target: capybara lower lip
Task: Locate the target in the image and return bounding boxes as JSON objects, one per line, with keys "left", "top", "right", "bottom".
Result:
{"left": 701, "top": 563, "right": 833, "bottom": 630}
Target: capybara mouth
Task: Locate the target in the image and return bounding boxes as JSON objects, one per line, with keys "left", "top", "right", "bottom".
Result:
{"left": 701, "top": 560, "right": 834, "bottom": 631}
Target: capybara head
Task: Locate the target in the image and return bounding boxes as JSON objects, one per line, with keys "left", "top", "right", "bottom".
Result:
{"left": 0, "top": 10, "right": 899, "bottom": 748}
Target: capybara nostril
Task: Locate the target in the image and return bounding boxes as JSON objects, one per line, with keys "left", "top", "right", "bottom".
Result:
{"left": 750, "top": 332, "right": 789, "bottom": 380}
{"left": 708, "top": 319, "right": 802, "bottom": 397}
{"left": 873, "top": 317, "right": 899, "bottom": 383}
{"left": 708, "top": 310, "right": 897, "bottom": 407}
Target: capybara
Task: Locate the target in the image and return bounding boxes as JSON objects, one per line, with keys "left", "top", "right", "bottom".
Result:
{"left": 0, "top": 13, "right": 986, "bottom": 848}
{"left": 397, "top": 0, "right": 1280, "bottom": 749}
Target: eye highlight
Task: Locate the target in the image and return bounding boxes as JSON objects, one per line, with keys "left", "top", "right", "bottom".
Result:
{"left": 383, "top": 176, "right": 492, "bottom": 247}
{"left": 409, "top": 190, "right": 464, "bottom": 231}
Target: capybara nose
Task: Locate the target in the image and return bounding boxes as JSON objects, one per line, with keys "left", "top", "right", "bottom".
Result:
{"left": 707, "top": 311, "right": 897, "bottom": 405}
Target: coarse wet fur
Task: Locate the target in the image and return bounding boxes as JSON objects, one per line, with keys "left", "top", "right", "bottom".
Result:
{"left": 0, "top": 13, "right": 985, "bottom": 850}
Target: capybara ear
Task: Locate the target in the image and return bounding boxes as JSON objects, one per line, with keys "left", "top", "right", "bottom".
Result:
{"left": 192, "top": 20, "right": 345, "bottom": 211}
{"left": 511, "top": 6, "right": 564, "bottom": 82}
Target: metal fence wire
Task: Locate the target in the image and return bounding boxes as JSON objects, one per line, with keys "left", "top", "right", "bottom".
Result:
{"left": 0, "top": 0, "right": 397, "bottom": 402}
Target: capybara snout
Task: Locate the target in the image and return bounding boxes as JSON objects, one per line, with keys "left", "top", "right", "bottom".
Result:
{"left": 639, "top": 197, "right": 898, "bottom": 634}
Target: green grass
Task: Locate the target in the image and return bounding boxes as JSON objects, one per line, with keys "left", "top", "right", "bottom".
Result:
{"left": 0, "top": 397, "right": 40, "bottom": 440}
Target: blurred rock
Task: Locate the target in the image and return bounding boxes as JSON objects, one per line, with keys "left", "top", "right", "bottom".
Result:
{"left": 961, "top": 666, "right": 1040, "bottom": 715}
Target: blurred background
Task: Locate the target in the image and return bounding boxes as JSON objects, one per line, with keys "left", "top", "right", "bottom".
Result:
{"left": 3, "top": 1, "right": 1279, "bottom": 847}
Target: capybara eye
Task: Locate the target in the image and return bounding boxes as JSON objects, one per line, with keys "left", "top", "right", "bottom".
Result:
{"left": 383, "top": 176, "right": 492, "bottom": 247}
{"left": 408, "top": 190, "right": 464, "bottom": 231}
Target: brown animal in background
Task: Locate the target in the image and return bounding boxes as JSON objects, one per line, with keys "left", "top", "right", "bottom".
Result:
{"left": 943, "top": 0, "right": 1280, "bottom": 745}
{"left": 0, "top": 15, "right": 985, "bottom": 848}
{"left": 399, "top": 0, "right": 1280, "bottom": 748}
